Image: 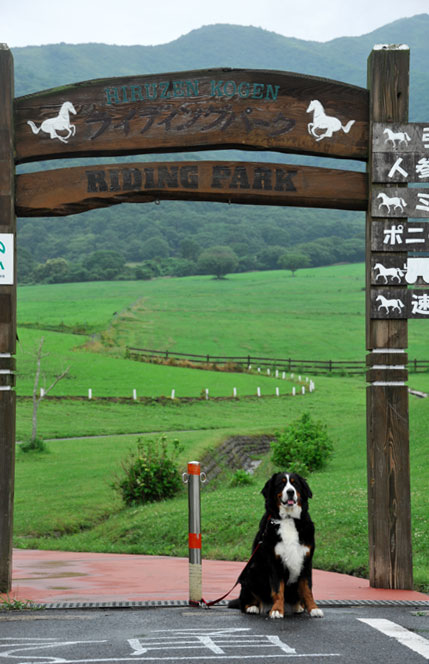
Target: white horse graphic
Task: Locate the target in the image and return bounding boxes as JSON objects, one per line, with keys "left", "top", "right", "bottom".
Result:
{"left": 376, "top": 192, "right": 407, "bottom": 214}
{"left": 306, "top": 100, "right": 355, "bottom": 141}
{"left": 376, "top": 294, "right": 405, "bottom": 314}
{"left": 373, "top": 263, "right": 404, "bottom": 284}
{"left": 383, "top": 127, "right": 411, "bottom": 148}
{"left": 27, "top": 101, "right": 77, "bottom": 144}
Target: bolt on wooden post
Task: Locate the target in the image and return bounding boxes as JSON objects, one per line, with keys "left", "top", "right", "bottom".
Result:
{"left": 0, "top": 45, "right": 16, "bottom": 594}
{"left": 366, "top": 44, "right": 413, "bottom": 589}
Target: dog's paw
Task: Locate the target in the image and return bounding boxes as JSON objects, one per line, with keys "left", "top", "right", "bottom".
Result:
{"left": 269, "top": 610, "right": 284, "bottom": 619}
{"left": 310, "top": 608, "right": 324, "bottom": 618}
{"left": 293, "top": 602, "right": 305, "bottom": 614}
{"left": 245, "top": 605, "right": 260, "bottom": 615}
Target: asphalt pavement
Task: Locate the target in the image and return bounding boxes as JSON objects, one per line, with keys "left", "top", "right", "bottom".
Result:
{"left": 1, "top": 604, "right": 429, "bottom": 663}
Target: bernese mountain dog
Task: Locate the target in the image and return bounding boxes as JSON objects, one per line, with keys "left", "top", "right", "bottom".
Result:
{"left": 232, "top": 472, "right": 323, "bottom": 619}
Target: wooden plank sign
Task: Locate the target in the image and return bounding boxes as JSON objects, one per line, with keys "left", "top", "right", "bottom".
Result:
{"left": 372, "top": 123, "right": 429, "bottom": 183}
{"left": 15, "top": 160, "right": 367, "bottom": 217}
{"left": 372, "top": 122, "right": 429, "bottom": 152}
{"left": 372, "top": 152, "right": 429, "bottom": 183}
{"left": 371, "top": 287, "right": 429, "bottom": 318}
{"left": 371, "top": 186, "right": 429, "bottom": 218}
{"left": 371, "top": 254, "right": 429, "bottom": 285}
{"left": 14, "top": 68, "right": 369, "bottom": 164}
{"left": 370, "top": 220, "right": 429, "bottom": 251}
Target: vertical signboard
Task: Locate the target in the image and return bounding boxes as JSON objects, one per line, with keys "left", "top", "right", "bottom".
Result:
{"left": 366, "top": 45, "right": 413, "bottom": 590}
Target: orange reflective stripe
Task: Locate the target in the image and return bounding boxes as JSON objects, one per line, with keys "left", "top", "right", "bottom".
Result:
{"left": 188, "top": 533, "right": 202, "bottom": 549}
{"left": 187, "top": 462, "right": 200, "bottom": 475}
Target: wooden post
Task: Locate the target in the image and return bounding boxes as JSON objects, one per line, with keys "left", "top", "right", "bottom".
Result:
{"left": 0, "top": 45, "right": 16, "bottom": 594}
{"left": 366, "top": 45, "right": 413, "bottom": 588}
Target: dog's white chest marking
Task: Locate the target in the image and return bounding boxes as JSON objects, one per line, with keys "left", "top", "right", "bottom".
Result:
{"left": 274, "top": 518, "right": 310, "bottom": 584}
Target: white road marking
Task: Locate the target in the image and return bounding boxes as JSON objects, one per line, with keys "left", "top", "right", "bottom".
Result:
{"left": 359, "top": 618, "right": 429, "bottom": 660}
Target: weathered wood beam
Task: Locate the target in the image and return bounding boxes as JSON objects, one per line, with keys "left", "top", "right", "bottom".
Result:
{"left": 14, "top": 68, "right": 369, "bottom": 164}
{"left": 16, "top": 161, "right": 367, "bottom": 216}
{"left": 366, "top": 45, "right": 412, "bottom": 589}
{"left": 0, "top": 44, "right": 16, "bottom": 594}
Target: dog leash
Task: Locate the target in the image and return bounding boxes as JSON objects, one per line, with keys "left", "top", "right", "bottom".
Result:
{"left": 189, "top": 515, "right": 272, "bottom": 608}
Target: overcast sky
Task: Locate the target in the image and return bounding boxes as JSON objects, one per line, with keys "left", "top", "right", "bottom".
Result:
{"left": 2, "top": 0, "right": 428, "bottom": 48}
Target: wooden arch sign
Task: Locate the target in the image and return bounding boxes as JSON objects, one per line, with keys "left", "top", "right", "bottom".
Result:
{"left": 0, "top": 49, "right": 414, "bottom": 595}
{"left": 14, "top": 68, "right": 369, "bottom": 163}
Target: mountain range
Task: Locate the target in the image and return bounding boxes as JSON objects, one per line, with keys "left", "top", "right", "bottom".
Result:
{"left": 11, "top": 14, "right": 429, "bottom": 283}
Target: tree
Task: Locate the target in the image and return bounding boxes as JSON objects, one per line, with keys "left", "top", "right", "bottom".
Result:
{"left": 257, "top": 246, "right": 285, "bottom": 270}
{"left": 279, "top": 251, "right": 310, "bottom": 276}
{"left": 29, "top": 337, "right": 70, "bottom": 447}
{"left": 140, "top": 236, "right": 170, "bottom": 260}
{"left": 33, "top": 257, "right": 70, "bottom": 283}
{"left": 180, "top": 238, "right": 201, "bottom": 261}
{"left": 83, "top": 250, "right": 125, "bottom": 280}
{"left": 17, "top": 247, "right": 36, "bottom": 283}
{"left": 197, "top": 246, "right": 238, "bottom": 279}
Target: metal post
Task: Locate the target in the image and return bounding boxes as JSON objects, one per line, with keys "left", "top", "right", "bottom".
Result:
{"left": 186, "top": 461, "right": 203, "bottom": 605}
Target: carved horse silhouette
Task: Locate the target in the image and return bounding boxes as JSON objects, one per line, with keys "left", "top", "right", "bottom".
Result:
{"left": 374, "top": 263, "right": 404, "bottom": 284}
{"left": 376, "top": 192, "right": 407, "bottom": 214}
{"left": 383, "top": 127, "right": 411, "bottom": 148}
{"left": 306, "top": 100, "right": 355, "bottom": 141}
{"left": 376, "top": 294, "right": 405, "bottom": 313}
{"left": 27, "top": 101, "right": 77, "bottom": 144}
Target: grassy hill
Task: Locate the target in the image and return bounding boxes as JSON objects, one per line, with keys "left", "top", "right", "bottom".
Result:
{"left": 13, "top": 267, "right": 429, "bottom": 591}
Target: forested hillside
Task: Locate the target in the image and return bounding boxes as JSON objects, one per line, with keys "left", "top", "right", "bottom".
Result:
{"left": 12, "top": 14, "right": 429, "bottom": 283}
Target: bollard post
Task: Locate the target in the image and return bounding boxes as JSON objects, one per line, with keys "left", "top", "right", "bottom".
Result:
{"left": 185, "top": 461, "right": 204, "bottom": 605}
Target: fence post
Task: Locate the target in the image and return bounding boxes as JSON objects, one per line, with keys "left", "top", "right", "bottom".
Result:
{"left": 186, "top": 461, "right": 203, "bottom": 605}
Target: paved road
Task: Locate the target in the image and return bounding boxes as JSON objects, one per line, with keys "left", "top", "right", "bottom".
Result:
{"left": 0, "top": 605, "right": 428, "bottom": 663}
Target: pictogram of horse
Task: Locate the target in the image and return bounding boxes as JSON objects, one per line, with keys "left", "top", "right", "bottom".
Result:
{"left": 27, "top": 101, "right": 77, "bottom": 144}
{"left": 376, "top": 294, "right": 405, "bottom": 313}
{"left": 376, "top": 192, "right": 407, "bottom": 214}
{"left": 373, "top": 263, "right": 404, "bottom": 284}
{"left": 383, "top": 127, "right": 411, "bottom": 148}
{"left": 306, "top": 100, "right": 355, "bottom": 142}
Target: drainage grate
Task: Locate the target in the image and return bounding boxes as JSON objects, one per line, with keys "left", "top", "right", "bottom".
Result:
{"left": 33, "top": 599, "right": 429, "bottom": 610}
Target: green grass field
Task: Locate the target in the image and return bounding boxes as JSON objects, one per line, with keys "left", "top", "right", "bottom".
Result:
{"left": 12, "top": 266, "right": 429, "bottom": 592}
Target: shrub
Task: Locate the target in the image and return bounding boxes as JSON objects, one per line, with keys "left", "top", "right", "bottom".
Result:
{"left": 113, "top": 435, "right": 184, "bottom": 506}
{"left": 230, "top": 469, "right": 254, "bottom": 487}
{"left": 270, "top": 412, "right": 334, "bottom": 475}
{"left": 19, "top": 437, "right": 48, "bottom": 454}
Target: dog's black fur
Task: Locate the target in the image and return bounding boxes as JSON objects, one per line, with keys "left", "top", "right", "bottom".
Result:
{"left": 230, "top": 472, "right": 323, "bottom": 619}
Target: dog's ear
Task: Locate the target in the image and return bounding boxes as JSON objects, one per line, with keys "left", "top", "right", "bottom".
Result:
{"left": 297, "top": 474, "right": 313, "bottom": 500}
{"left": 261, "top": 475, "right": 274, "bottom": 500}
{"left": 261, "top": 474, "right": 280, "bottom": 512}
